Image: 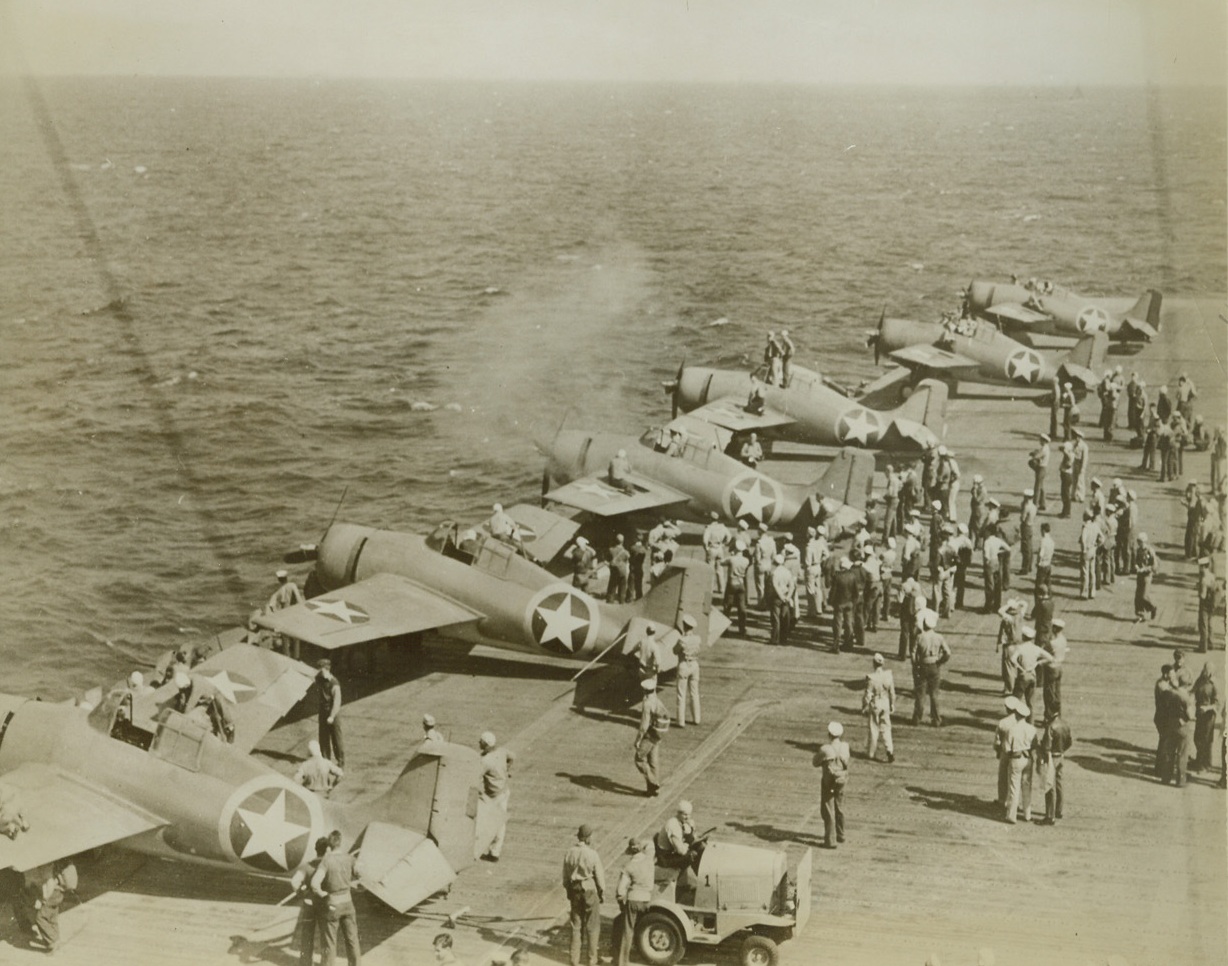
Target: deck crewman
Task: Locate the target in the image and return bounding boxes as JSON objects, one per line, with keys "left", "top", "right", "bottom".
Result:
{"left": 315, "top": 659, "right": 344, "bottom": 768}
{"left": 267, "top": 569, "right": 304, "bottom": 657}
{"left": 1037, "top": 710, "right": 1073, "bottom": 825}
{"left": 725, "top": 539, "right": 750, "bottom": 636}
{"left": 634, "top": 682, "right": 670, "bottom": 797}
{"left": 862, "top": 653, "right": 896, "bottom": 763}
{"left": 911, "top": 610, "right": 950, "bottom": 727}
{"left": 608, "top": 448, "right": 634, "bottom": 494}
{"left": 814, "top": 722, "right": 851, "bottom": 849}
{"left": 995, "top": 696, "right": 1037, "bottom": 825}
{"left": 562, "top": 823, "right": 605, "bottom": 966}
{"left": 614, "top": 838, "right": 654, "bottom": 966}
{"left": 479, "top": 731, "right": 514, "bottom": 860}
{"left": 420, "top": 713, "right": 445, "bottom": 750}
{"left": 310, "top": 829, "right": 362, "bottom": 966}
{"left": 674, "top": 614, "right": 702, "bottom": 727}
{"left": 295, "top": 740, "right": 344, "bottom": 798}
{"left": 702, "top": 512, "right": 731, "bottom": 596}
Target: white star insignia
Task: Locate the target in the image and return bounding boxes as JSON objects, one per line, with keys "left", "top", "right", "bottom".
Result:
{"left": 573, "top": 480, "right": 621, "bottom": 500}
{"left": 235, "top": 790, "right": 311, "bottom": 870}
{"left": 201, "top": 669, "right": 256, "bottom": 704}
{"left": 1076, "top": 307, "right": 1107, "bottom": 333}
{"left": 307, "top": 598, "right": 367, "bottom": 624}
{"left": 837, "top": 408, "right": 881, "bottom": 445}
{"left": 534, "top": 594, "right": 590, "bottom": 649}
{"left": 1006, "top": 350, "right": 1042, "bottom": 384}
{"left": 729, "top": 476, "right": 776, "bottom": 522}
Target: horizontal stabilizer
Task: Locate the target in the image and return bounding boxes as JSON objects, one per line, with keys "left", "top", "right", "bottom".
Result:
{"left": 1057, "top": 362, "right": 1098, "bottom": 392}
{"left": 882, "top": 418, "right": 940, "bottom": 452}
{"left": 359, "top": 822, "right": 457, "bottom": 914}
{"left": 1119, "top": 315, "right": 1158, "bottom": 342}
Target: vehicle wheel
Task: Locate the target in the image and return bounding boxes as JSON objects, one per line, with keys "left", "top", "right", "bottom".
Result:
{"left": 740, "top": 933, "right": 780, "bottom": 966}
{"left": 636, "top": 911, "right": 685, "bottom": 966}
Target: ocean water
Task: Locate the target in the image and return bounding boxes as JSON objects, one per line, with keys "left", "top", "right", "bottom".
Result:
{"left": 0, "top": 79, "right": 1224, "bottom": 696}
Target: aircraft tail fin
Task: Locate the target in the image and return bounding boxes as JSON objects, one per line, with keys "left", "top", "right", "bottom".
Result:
{"left": 1065, "top": 330, "right": 1109, "bottom": 371}
{"left": 635, "top": 557, "right": 728, "bottom": 648}
{"left": 1120, "top": 289, "right": 1162, "bottom": 340}
{"left": 793, "top": 448, "right": 875, "bottom": 537}
{"left": 359, "top": 742, "right": 497, "bottom": 913}
{"left": 894, "top": 378, "right": 949, "bottom": 438}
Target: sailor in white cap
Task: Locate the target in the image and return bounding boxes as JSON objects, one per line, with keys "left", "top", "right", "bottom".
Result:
{"left": 769, "top": 552, "right": 797, "bottom": 645}
{"left": 994, "top": 695, "right": 1037, "bottom": 824}
{"left": 1043, "top": 619, "right": 1069, "bottom": 712}
{"left": 608, "top": 446, "right": 634, "bottom": 494}
{"left": 1019, "top": 488, "right": 1037, "bottom": 575}
{"left": 863, "top": 653, "right": 896, "bottom": 763}
{"left": 674, "top": 614, "right": 702, "bottom": 727}
{"left": 1071, "top": 428, "right": 1090, "bottom": 501}
{"left": 814, "top": 721, "right": 851, "bottom": 848}
{"left": 565, "top": 535, "right": 599, "bottom": 592}
{"left": 911, "top": 610, "right": 950, "bottom": 726}
{"left": 1029, "top": 433, "right": 1051, "bottom": 511}
{"left": 702, "top": 511, "right": 731, "bottom": 596}
{"left": 725, "top": 538, "right": 751, "bottom": 636}
{"left": 1134, "top": 532, "right": 1158, "bottom": 621}
{"left": 753, "top": 528, "right": 777, "bottom": 605}
{"left": 1060, "top": 380, "right": 1078, "bottom": 441}
{"left": 634, "top": 679, "right": 669, "bottom": 798}
{"left": 829, "top": 556, "right": 860, "bottom": 652}
{"left": 294, "top": 738, "right": 344, "bottom": 797}
{"left": 266, "top": 567, "right": 304, "bottom": 621}
{"left": 421, "top": 713, "right": 444, "bottom": 749}
{"left": 804, "top": 525, "right": 829, "bottom": 619}
{"left": 1197, "top": 556, "right": 1218, "bottom": 653}
{"left": 1011, "top": 626, "right": 1053, "bottom": 717}
{"left": 479, "top": 731, "right": 514, "bottom": 858}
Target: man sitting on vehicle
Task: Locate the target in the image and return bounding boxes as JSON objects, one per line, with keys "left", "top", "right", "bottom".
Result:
{"left": 654, "top": 800, "right": 697, "bottom": 870}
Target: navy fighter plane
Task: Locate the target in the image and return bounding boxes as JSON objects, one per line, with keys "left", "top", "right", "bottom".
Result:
{"left": 663, "top": 361, "right": 947, "bottom": 453}
{"left": 0, "top": 644, "right": 502, "bottom": 913}
{"left": 537, "top": 425, "right": 874, "bottom": 536}
{"left": 259, "top": 514, "right": 727, "bottom": 670}
{"left": 963, "top": 277, "right": 1161, "bottom": 342}
{"left": 867, "top": 313, "right": 1106, "bottom": 393}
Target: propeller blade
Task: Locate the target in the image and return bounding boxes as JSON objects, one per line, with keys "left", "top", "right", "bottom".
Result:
{"left": 672, "top": 358, "right": 685, "bottom": 419}
{"left": 540, "top": 467, "right": 552, "bottom": 508}
{"left": 874, "top": 307, "right": 886, "bottom": 366}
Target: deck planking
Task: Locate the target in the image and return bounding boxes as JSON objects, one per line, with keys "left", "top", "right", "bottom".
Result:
{"left": 1, "top": 298, "right": 1223, "bottom": 966}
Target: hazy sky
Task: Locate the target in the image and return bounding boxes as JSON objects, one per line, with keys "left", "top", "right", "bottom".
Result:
{"left": 2, "top": 0, "right": 1224, "bottom": 85}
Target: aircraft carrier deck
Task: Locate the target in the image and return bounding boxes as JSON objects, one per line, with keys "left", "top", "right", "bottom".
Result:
{"left": 2, "top": 297, "right": 1224, "bottom": 966}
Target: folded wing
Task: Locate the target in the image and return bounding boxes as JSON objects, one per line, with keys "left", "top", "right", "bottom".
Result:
{"left": 0, "top": 763, "right": 167, "bottom": 873}
{"left": 256, "top": 573, "right": 481, "bottom": 650}
{"left": 683, "top": 396, "right": 796, "bottom": 433}
{"left": 546, "top": 472, "right": 691, "bottom": 517}
{"left": 887, "top": 344, "right": 982, "bottom": 382}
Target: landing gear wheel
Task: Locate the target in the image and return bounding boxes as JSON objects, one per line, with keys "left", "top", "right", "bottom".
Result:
{"left": 636, "top": 911, "right": 685, "bottom": 965}
{"left": 741, "top": 933, "right": 780, "bottom": 966}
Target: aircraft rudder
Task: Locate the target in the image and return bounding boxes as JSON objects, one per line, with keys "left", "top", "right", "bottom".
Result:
{"left": 895, "top": 378, "right": 949, "bottom": 437}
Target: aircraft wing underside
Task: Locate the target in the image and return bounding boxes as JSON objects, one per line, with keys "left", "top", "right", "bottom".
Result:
{"left": 256, "top": 573, "right": 482, "bottom": 650}
{"left": 545, "top": 472, "right": 691, "bottom": 517}
{"left": 0, "top": 763, "right": 167, "bottom": 873}
{"left": 887, "top": 345, "right": 982, "bottom": 381}
{"left": 684, "top": 396, "right": 796, "bottom": 433}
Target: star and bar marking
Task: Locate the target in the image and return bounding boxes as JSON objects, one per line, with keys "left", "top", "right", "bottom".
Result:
{"left": 222, "top": 782, "right": 317, "bottom": 873}
{"left": 1004, "top": 347, "right": 1044, "bottom": 385}
{"left": 724, "top": 472, "right": 780, "bottom": 524}
{"left": 527, "top": 586, "right": 597, "bottom": 654}
{"left": 306, "top": 597, "right": 369, "bottom": 624}
{"left": 836, "top": 407, "right": 883, "bottom": 446}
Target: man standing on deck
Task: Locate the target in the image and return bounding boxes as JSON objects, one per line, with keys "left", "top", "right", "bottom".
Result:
{"left": 814, "top": 722, "right": 850, "bottom": 848}
{"left": 911, "top": 610, "right": 950, "bottom": 727}
{"left": 1072, "top": 429, "right": 1090, "bottom": 502}
{"left": 613, "top": 837, "right": 654, "bottom": 966}
{"left": 310, "top": 830, "right": 362, "bottom": 966}
{"left": 562, "top": 823, "right": 605, "bottom": 966}
{"left": 725, "top": 539, "right": 750, "bottom": 637}
{"left": 608, "top": 448, "right": 634, "bottom": 495}
{"left": 295, "top": 740, "right": 344, "bottom": 799}
{"left": 1198, "top": 557, "right": 1220, "bottom": 652}
{"left": 1019, "top": 490, "right": 1037, "bottom": 574}
{"left": 315, "top": 660, "right": 344, "bottom": 768}
{"left": 674, "top": 614, "right": 702, "bottom": 727}
{"left": 634, "top": 682, "right": 670, "bottom": 797}
{"left": 1078, "top": 511, "right": 1101, "bottom": 600}
{"left": 1058, "top": 442, "right": 1075, "bottom": 519}
{"left": 702, "top": 512, "right": 731, "bottom": 596}
{"left": 1036, "top": 709, "right": 1073, "bottom": 825}
{"left": 862, "top": 653, "right": 896, "bottom": 763}
{"left": 1035, "top": 522, "right": 1055, "bottom": 599}
{"left": 479, "top": 732, "right": 514, "bottom": 860}
{"left": 995, "top": 696, "right": 1037, "bottom": 824}
{"left": 829, "top": 557, "right": 860, "bottom": 652}
{"left": 1135, "top": 533, "right": 1158, "bottom": 622}
{"left": 268, "top": 569, "right": 304, "bottom": 657}
{"left": 981, "top": 529, "right": 1007, "bottom": 614}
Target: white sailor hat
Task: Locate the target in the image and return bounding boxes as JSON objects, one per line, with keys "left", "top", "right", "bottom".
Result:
{"left": 681, "top": 613, "right": 697, "bottom": 628}
{"left": 1024, "top": 489, "right": 1034, "bottom": 497}
{"left": 938, "top": 445, "right": 948, "bottom": 456}
{"left": 422, "top": 713, "right": 436, "bottom": 727}
{"left": 827, "top": 721, "right": 844, "bottom": 737}
{"left": 873, "top": 653, "right": 884, "bottom": 665}
{"left": 1022, "top": 626, "right": 1036, "bottom": 639}
{"left": 839, "top": 557, "right": 852, "bottom": 570}
{"left": 276, "top": 569, "right": 288, "bottom": 580}
{"left": 1198, "top": 556, "right": 1212, "bottom": 566}
{"left": 1005, "top": 695, "right": 1028, "bottom": 715}
{"left": 1039, "top": 433, "right": 1050, "bottom": 442}
{"left": 932, "top": 500, "right": 942, "bottom": 510}
{"left": 774, "top": 553, "right": 785, "bottom": 564}
{"left": 973, "top": 473, "right": 983, "bottom": 483}
{"left": 922, "top": 610, "right": 938, "bottom": 629}
{"left": 1051, "top": 619, "right": 1066, "bottom": 629}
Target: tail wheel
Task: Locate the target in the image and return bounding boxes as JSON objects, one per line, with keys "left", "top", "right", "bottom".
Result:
{"left": 741, "top": 934, "right": 781, "bottom": 966}
{"left": 636, "top": 911, "right": 685, "bottom": 966}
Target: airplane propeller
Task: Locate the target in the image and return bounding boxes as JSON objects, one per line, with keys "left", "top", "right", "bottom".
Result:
{"left": 540, "top": 467, "right": 552, "bottom": 508}
{"left": 661, "top": 358, "right": 685, "bottom": 419}
{"left": 869, "top": 307, "right": 886, "bottom": 366}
